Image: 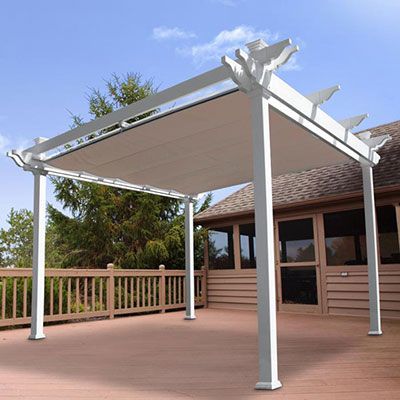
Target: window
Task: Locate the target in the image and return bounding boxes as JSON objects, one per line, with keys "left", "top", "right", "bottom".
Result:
{"left": 324, "top": 205, "right": 400, "bottom": 266}
{"left": 208, "top": 226, "right": 234, "bottom": 269}
{"left": 239, "top": 224, "right": 256, "bottom": 268}
{"left": 281, "top": 267, "right": 318, "bottom": 305}
{"left": 377, "top": 205, "right": 400, "bottom": 264}
{"left": 278, "top": 218, "right": 315, "bottom": 263}
{"left": 324, "top": 209, "right": 367, "bottom": 266}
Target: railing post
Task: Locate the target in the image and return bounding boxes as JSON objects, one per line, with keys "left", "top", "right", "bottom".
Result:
{"left": 201, "top": 266, "right": 208, "bottom": 308}
{"left": 107, "top": 263, "right": 115, "bottom": 319}
{"left": 159, "top": 265, "right": 166, "bottom": 313}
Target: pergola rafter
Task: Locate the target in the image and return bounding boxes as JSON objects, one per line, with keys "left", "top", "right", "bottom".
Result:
{"left": 7, "top": 36, "right": 391, "bottom": 391}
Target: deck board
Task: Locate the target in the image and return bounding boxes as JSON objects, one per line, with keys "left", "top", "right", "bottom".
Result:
{"left": 0, "top": 309, "right": 399, "bottom": 399}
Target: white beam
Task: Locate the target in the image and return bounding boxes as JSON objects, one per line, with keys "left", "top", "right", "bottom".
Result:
{"left": 267, "top": 96, "right": 368, "bottom": 164}
{"left": 184, "top": 199, "right": 196, "bottom": 320}
{"left": 29, "top": 171, "right": 47, "bottom": 340}
{"left": 267, "top": 75, "right": 380, "bottom": 165}
{"left": 221, "top": 38, "right": 379, "bottom": 166}
{"left": 24, "top": 67, "right": 231, "bottom": 156}
{"left": 44, "top": 167, "right": 190, "bottom": 200}
{"left": 7, "top": 150, "right": 192, "bottom": 201}
{"left": 362, "top": 165, "right": 382, "bottom": 336}
{"left": 251, "top": 88, "right": 281, "bottom": 390}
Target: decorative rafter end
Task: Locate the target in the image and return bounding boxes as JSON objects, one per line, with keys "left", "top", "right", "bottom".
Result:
{"left": 221, "top": 37, "right": 298, "bottom": 93}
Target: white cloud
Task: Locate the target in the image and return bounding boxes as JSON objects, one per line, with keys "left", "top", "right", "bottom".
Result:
{"left": 152, "top": 26, "right": 197, "bottom": 41}
{"left": 177, "top": 25, "right": 280, "bottom": 66}
{"left": 0, "top": 134, "right": 10, "bottom": 153}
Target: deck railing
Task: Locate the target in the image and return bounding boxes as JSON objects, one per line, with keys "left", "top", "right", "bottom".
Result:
{"left": 0, "top": 265, "right": 207, "bottom": 328}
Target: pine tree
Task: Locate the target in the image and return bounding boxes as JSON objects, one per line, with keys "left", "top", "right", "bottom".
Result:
{"left": 48, "top": 73, "right": 211, "bottom": 269}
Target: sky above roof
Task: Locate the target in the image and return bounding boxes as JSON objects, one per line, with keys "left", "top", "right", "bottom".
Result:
{"left": 1, "top": 0, "right": 399, "bottom": 227}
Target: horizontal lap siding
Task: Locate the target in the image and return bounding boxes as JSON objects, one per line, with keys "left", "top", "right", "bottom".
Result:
{"left": 208, "top": 269, "right": 400, "bottom": 318}
{"left": 207, "top": 270, "right": 257, "bottom": 310}
{"left": 326, "top": 270, "right": 400, "bottom": 319}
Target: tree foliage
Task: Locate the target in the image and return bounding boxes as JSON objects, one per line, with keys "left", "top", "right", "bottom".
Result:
{"left": 0, "top": 209, "right": 63, "bottom": 268}
{"left": 47, "top": 73, "right": 211, "bottom": 269}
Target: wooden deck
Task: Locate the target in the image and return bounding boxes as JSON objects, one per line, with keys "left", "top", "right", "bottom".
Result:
{"left": 0, "top": 309, "right": 399, "bottom": 399}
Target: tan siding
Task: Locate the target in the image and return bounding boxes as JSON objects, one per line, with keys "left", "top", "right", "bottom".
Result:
{"left": 207, "top": 270, "right": 257, "bottom": 310}
{"left": 326, "top": 270, "right": 400, "bottom": 319}
{"left": 204, "top": 193, "right": 400, "bottom": 319}
{"left": 208, "top": 269, "right": 400, "bottom": 319}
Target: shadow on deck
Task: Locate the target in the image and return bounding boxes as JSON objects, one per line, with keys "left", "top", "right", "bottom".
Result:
{"left": 0, "top": 309, "right": 399, "bottom": 399}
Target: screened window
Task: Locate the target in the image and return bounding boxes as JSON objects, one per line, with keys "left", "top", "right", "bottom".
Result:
{"left": 324, "top": 209, "right": 367, "bottom": 266}
{"left": 324, "top": 205, "right": 400, "bottom": 266}
{"left": 240, "top": 223, "right": 256, "bottom": 269}
{"left": 377, "top": 205, "right": 400, "bottom": 264}
{"left": 208, "top": 226, "right": 234, "bottom": 269}
{"left": 278, "top": 218, "right": 315, "bottom": 263}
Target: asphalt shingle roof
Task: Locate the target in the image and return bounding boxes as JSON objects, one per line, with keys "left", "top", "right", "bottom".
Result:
{"left": 195, "top": 120, "right": 400, "bottom": 222}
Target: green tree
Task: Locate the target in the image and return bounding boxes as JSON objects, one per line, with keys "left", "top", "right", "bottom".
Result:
{"left": 49, "top": 73, "right": 211, "bottom": 269}
{"left": 0, "top": 208, "right": 63, "bottom": 268}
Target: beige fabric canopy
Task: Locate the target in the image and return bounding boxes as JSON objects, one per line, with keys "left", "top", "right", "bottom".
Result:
{"left": 48, "top": 90, "right": 348, "bottom": 195}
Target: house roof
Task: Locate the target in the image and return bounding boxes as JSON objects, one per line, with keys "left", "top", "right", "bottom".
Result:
{"left": 195, "top": 120, "right": 400, "bottom": 222}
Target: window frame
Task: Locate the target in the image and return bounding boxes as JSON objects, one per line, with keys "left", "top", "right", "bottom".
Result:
{"left": 322, "top": 203, "right": 400, "bottom": 268}
{"left": 206, "top": 224, "right": 236, "bottom": 270}
{"left": 238, "top": 223, "right": 257, "bottom": 269}
{"left": 275, "top": 214, "right": 320, "bottom": 268}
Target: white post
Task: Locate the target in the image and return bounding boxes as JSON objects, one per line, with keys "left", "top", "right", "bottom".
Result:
{"left": 362, "top": 164, "right": 382, "bottom": 336}
{"left": 29, "top": 171, "right": 47, "bottom": 340}
{"left": 251, "top": 88, "right": 281, "bottom": 390}
{"left": 184, "top": 199, "right": 196, "bottom": 320}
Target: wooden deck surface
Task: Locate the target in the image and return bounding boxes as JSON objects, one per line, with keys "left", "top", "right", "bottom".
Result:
{"left": 0, "top": 309, "right": 399, "bottom": 399}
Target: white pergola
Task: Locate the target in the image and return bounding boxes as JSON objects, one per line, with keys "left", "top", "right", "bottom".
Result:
{"left": 8, "top": 38, "right": 391, "bottom": 390}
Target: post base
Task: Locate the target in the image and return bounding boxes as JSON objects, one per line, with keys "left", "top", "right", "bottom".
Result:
{"left": 255, "top": 380, "right": 282, "bottom": 390}
{"left": 184, "top": 316, "right": 196, "bottom": 321}
{"left": 29, "top": 333, "right": 46, "bottom": 340}
{"left": 368, "top": 330, "right": 383, "bottom": 336}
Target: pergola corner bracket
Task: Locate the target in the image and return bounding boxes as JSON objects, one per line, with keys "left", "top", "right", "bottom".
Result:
{"left": 221, "top": 37, "right": 298, "bottom": 93}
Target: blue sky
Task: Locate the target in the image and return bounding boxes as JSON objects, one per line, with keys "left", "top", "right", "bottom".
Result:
{"left": 1, "top": 0, "right": 399, "bottom": 228}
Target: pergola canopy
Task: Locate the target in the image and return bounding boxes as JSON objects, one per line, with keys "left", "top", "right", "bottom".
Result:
{"left": 46, "top": 89, "right": 352, "bottom": 196}
{"left": 9, "top": 40, "right": 388, "bottom": 198}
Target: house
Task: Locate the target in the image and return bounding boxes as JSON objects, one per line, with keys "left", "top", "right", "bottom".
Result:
{"left": 195, "top": 120, "right": 400, "bottom": 318}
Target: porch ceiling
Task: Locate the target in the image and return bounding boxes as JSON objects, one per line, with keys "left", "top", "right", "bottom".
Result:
{"left": 47, "top": 89, "right": 350, "bottom": 196}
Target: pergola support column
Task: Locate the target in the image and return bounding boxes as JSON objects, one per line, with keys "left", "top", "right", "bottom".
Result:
{"left": 184, "top": 199, "right": 196, "bottom": 320}
{"left": 29, "top": 171, "right": 47, "bottom": 340}
{"left": 251, "top": 88, "right": 281, "bottom": 390}
{"left": 362, "top": 164, "right": 382, "bottom": 336}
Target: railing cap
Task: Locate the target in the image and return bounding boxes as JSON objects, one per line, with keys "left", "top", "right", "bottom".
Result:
{"left": 158, "top": 264, "right": 165, "bottom": 270}
{"left": 107, "top": 263, "right": 114, "bottom": 269}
